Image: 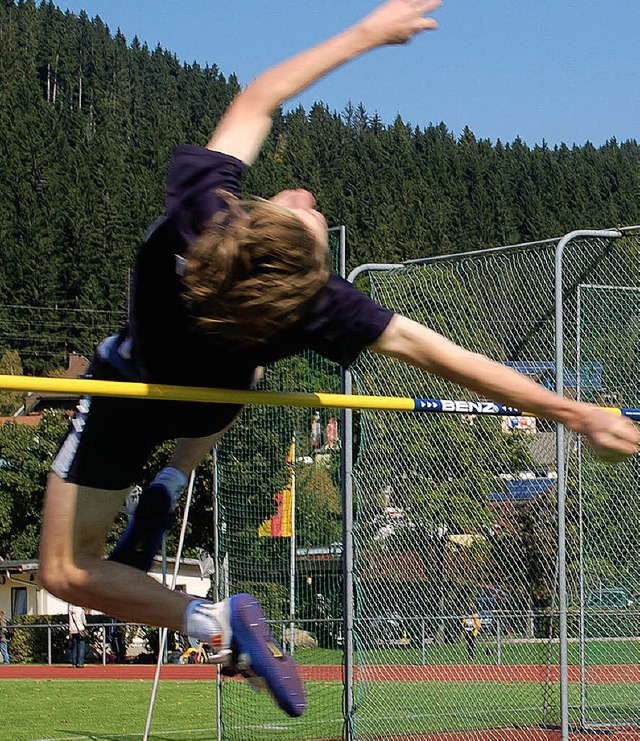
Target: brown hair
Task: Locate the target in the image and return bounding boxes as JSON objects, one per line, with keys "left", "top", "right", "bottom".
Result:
{"left": 182, "top": 194, "right": 329, "bottom": 346}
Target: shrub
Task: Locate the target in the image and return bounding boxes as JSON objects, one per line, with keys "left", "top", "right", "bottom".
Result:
{"left": 10, "top": 615, "right": 67, "bottom": 664}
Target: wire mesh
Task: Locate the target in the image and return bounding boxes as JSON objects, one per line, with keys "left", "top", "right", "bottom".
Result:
{"left": 215, "top": 228, "right": 345, "bottom": 741}
{"left": 3, "top": 228, "right": 638, "bottom": 740}
{"left": 570, "top": 245, "right": 640, "bottom": 732}
{"left": 348, "top": 228, "right": 640, "bottom": 741}
{"left": 0, "top": 303, "right": 125, "bottom": 373}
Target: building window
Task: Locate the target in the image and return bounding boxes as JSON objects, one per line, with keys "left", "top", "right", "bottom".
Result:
{"left": 11, "top": 587, "right": 27, "bottom": 617}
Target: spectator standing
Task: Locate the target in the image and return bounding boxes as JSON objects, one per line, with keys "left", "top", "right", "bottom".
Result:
{"left": 462, "top": 612, "right": 482, "bottom": 661}
{"left": 310, "top": 411, "right": 323, "bottom": 451}
{"left": 0, "top": 610, "right": 11, "bottom": 665}
{"left": 107, "top": 618, "right": 126, "bottom": 663}
{"left": 68, "top": 604, "right": 87, "bottom": 668}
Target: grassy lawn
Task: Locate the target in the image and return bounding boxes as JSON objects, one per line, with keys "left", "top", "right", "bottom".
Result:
{"left": 1, "top": 678, "right": 639, "bottom": 741}
{"left": 291, "top": 646, "right": 344, "bottom": 665}
{"left": 0, "top": 680, "right": 343, "bottom": 741}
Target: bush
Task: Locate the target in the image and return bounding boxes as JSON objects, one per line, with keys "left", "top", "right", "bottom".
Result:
{"left": 10, "top": 615, "right": 67, "bottom": 664}
{"left": 135, "top": 625, "right": 184, "bottom": 663}
{"left": 9, "top": 614, "right": 133, "bottom": 664}
{"left": 583, "top": 610, "right": 640, "bottom": 639}
{"left": 234, "top": 581, "right": 289, "bottom": 620}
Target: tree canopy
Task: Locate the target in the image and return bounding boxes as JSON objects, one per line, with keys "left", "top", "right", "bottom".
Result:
{"left": 1, "top": 1, "right": 639, "bottom": 375}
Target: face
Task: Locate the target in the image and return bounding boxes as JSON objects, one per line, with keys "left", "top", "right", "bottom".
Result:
{"left": 269, "top": 189, "right": 329, "bottom": 252}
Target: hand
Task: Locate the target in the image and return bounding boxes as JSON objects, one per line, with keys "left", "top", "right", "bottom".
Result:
{"left": 578, "top": 406, "right": 640, "bottom": 464}
{"left": 358, "top": 0, "right": 442, "bottom": 47}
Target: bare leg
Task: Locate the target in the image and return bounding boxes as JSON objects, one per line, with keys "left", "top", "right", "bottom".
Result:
{"left": 165, "top": 430, "right": 227, "bottom": 477}
{"left": 40, "top": 473, "right": 191, "bottom": 630}
{"left": 108, "top": 424, "right": 237, "bottom": 570}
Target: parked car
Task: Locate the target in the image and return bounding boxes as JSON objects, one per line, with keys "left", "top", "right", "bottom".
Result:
{"left": 356, "top": 614, "right": 411, "bottom": 649}
{"left": 582, "top": 588, "right": 637, "bottom": 639}
{"left": 476, "top": 585, "right": 513, "bottom": 635}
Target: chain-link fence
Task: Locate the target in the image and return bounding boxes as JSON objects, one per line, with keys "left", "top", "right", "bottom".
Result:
{"left": 213, "top": 227, "right": 346, "bottom": 741}
{"left": 573, "top": 280, "right": 640, "bottom": 732}
{"left": 345, "top": 227, "right": 640, "bottom": 741}
{"left": 208, "top": 226, "right": 639, "bottom": 741}
{"left": 3, "top": 227, "right": 638, "bottom": 741}
{"left": 0, "top": 303, "right": 125, "bottom": 374}
{"left": 2, "top": 620, "right": 143, "bottom": 665}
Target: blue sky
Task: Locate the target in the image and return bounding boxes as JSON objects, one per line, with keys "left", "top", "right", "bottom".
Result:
{"left": 58, "top": 0, "right": 639, "bottom": 148}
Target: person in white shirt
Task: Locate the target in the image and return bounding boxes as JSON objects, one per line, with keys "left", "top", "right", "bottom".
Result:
{"left": 68, "top": 604, "right": 87, "bottom": 668}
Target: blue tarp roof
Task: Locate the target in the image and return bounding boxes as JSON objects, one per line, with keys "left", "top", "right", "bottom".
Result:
{"left": 503, "top": 361, "right": 603, "bottom": 390}
{"left": 489, "top": 478, "right": 555, "bottom": 502}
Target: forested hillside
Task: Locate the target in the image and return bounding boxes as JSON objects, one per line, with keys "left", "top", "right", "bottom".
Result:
{"left": 1, "top": 0, "right": 639, "bottom": 375}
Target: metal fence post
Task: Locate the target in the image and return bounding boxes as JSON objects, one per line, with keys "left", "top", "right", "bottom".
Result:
{"left": 341, "top": 366, "right": 355, "bottom": 741}
{"left": 555, "top": 229, "right": 621, "bottom": 741}
{"left": 212, "top": 447, "right": 222, "bottom": 741}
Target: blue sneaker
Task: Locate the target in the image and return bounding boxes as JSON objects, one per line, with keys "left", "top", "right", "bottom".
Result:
{"left": 223, "top": 594, "right": 306, "bottom": 717}
{"left": 108, "top": 483, "right": 174, "bottom": 572}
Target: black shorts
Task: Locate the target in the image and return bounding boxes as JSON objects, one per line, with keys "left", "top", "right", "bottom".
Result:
{"left": 51, "top": 355, "right": 243, "bottom": 490}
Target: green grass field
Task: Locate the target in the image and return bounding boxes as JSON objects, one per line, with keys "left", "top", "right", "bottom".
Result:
{"left": 2, "top": 678, "right": 640, "bottom": 741}
{"left": 0, "top": 680, "right": 342, "bottom": 741}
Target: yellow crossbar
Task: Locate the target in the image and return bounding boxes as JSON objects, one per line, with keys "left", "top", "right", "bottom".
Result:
{"left": 0, "top": 374, "right": 415, "bottom": 412}
{"left": 0, "top": 375, "right": 636, "bottom": 419}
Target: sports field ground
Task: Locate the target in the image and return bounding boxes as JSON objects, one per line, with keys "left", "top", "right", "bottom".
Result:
{"left": 2, "top": 663, "right": 640, "bottom": 741}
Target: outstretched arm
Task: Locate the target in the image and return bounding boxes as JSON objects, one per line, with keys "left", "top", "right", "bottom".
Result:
{"left": 370, "top": 315, "right": 640, "bottom": 463}
{"left": 207, "top": 0, "right": 441, "bottom": 165}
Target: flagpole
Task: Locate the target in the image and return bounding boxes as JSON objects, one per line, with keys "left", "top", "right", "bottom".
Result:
{"left": 289, "top": 435, "right": 296, "bottom": 657}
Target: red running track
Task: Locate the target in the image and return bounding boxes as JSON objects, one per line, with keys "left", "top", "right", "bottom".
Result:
{"left": 0, "top": 663, "right": 639, "bottom": 682}
{"left": 0, "top": 663, "right": 332, "bottom": 680}
{"left": 365, "top": 733, "right": 640, "bottom": 740}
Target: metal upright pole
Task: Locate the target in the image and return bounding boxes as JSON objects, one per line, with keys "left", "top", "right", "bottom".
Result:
{"left": 554, "top": 229, "right": 621, "bottom": 741}
{"left": 212, "top": 447, "right": 222, "bottom": 741}
{"left": 143, "top": 470, "right": 197, "bottom": 741}
{"left": 161, "top": 535, "right": 168, "bottom": 664}
{"left": 161, "top": 536, "right": 167, "bottom": 586}
{"left": 575, "top": 287, "right": 588, "bottom": 727}
{"left": 340, "top": 229, "right": 356, "bottom": 739}
{"left": 341, "top": 366, "right": 355, "bottom": 740}
{"left": 289, "top": 435, "right": 297, "bottom": 656}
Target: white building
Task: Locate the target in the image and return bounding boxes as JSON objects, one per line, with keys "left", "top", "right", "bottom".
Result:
{"left": 0, "top": 557, "right": 211, "bottom": 619}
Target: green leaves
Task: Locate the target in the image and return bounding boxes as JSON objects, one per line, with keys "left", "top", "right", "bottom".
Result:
{"left": 0, "top": 410, "right": 66, "bottom": 559}
{"left": 1, "top": 1, "right": 640, "bottom": 375}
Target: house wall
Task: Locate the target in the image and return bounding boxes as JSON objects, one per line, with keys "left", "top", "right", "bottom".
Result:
{"left": 0, "top": 565, "right": 211, "bottom": 619}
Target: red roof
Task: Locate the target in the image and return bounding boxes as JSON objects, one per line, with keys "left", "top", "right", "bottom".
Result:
{"left": 23, "top": 353, "right": 90, "bottom": 414}
{"left": 0, "top": 415, "right": 42, "bottom": 427}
